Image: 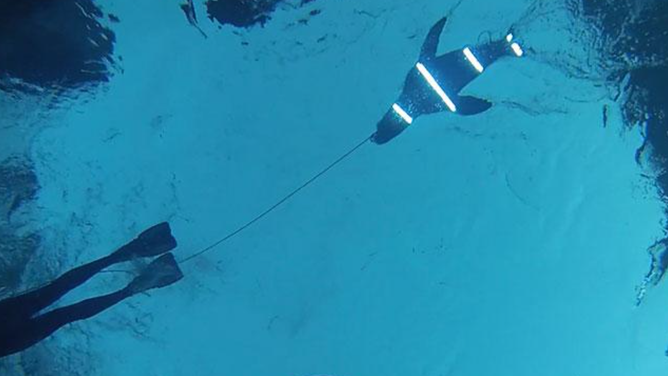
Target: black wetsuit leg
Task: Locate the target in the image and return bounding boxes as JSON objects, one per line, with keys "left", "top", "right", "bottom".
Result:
{"left": 0, "top": 252, "right": 123, "bottom": 319}
{"left": 0, "top": 223, "right": 176, "bottom": 358}
{"left": 0, "top": 288, "right": 131, "bottom": 357}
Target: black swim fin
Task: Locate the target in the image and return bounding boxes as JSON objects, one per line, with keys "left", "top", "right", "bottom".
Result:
{"left": 114, "top": 222, "right": 177, "bottom": 262}
{"left": 127, "top": 253, "right": 184, "bottom": 294}
{"left": 456, "top": 95, "right": 492, "bottom": 116}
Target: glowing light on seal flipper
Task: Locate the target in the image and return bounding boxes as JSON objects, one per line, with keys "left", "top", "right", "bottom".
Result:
{"left": 463, "top": 47, "right": 484, "bottom": 73}
{"left": 392, "top": 103, "right": 413, "bottom": 124}
{"left": 510, "top": 42, "right": 524, "bottom": 57}
{"left": 415, "top": 62, "right": 457, "bottom": 112}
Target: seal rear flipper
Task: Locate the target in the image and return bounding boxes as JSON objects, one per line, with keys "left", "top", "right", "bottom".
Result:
{"left": 372, "top": 110, "right": 410, "bottom": 144}
{"left": 455, "top": 96, "right": 492, "bottom": 116}
{"left": 420, "top": 17, "right": 448, "bottom": 60}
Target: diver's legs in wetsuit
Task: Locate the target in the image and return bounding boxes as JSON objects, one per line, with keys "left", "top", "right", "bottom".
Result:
{"left": 3, "top": 288, "right": 131, "bottom": 355}
{"left": 0, "top": 253, "right": 183, "bottom": 358}
{"left": 31, "top": 252, "right": 182, "bottom": 331}
{"left": 0, "top": 253, "right": 125, "bottom": 319}
{"left": 33, "top": 287, "right": 131, "bottom": 332}
{"left": 0, "top": 222, "right": 176, "bottom": 318}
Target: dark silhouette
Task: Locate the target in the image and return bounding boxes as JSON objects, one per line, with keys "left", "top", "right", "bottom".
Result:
{"left": 372, "top": 17, "right": 523, "bottom": 144}
{"left": 206, "top": 0, "right": 273, "bottom": 28}
{"left": 0, "top": 222, "right": 183, "bottom": 358}
{"left": 180, "top": 0, "right": 208, "bottom": 38}
{"left": 0, "top": 0, "right": 116, "bottom": 91}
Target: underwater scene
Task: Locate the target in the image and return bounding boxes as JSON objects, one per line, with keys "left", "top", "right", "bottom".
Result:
{"left": 1, "top": 0, "right": 668, "bottom": 375}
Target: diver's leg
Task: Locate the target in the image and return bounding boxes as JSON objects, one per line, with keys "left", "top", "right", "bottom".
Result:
{"left": 0, "top": 223, "right": 176, "bottom": 317}
{"left": 21, "top": 253, "right": 183, "bottom": 347}
{"left": 0, "top": 253, "right": 124, "bottom": 318}
{"left": 11, "top": 288, "right": 132, "bottom": 353}
{"left": 1, "top": 254, "right": 183, "bottom": 357}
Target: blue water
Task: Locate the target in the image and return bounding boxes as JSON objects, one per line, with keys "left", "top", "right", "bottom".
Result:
{"left": 2, "top": 0, "right": 668, "bottom": 375}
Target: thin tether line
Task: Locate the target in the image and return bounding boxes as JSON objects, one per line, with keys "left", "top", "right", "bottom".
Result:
{"left": 178, "top": 133, "right": 374, "bottom": 264}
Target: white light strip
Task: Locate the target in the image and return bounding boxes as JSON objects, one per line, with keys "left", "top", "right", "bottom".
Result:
{"left": 506, "top": 33, "right": 513, "bottom": 42}
{"left": 510, "top": 42, "right": 524, "bottom": 57}
{"left": 392, "top": 103, "right": 413, "bottom": 124}
{"left": 463, "top": 47, "right": 484, "bottom": 73}
{"left": 415, "top": 62, "right": 457, "bottom": 112}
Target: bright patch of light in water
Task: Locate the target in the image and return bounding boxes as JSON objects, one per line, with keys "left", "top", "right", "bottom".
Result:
{"left": 463, "top": 47, "right": 484, "bottom": 73}
{"left": 415, "top": 62, "right": 457, "bottom": 112}
{"left": 392, "top": 103, "right": 413, "bottom": 124}
{"left": 506, "top": 33, "right": 513, "bottom": 42}
{"left": 510, "top": 42, "right": 524, "bottom": 57}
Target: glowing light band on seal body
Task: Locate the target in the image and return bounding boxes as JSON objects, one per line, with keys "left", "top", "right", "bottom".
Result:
{"left": 463, "top": 47, "right": 484, "bottom": 73}
{"left": 415, "top": 62, "right": 457, "bottom": 112}
{"left": 392, "top": 103, "right": 413, "bottom": 124}
{"left": 506, "top": 33, "right": 524, "bottom": 57}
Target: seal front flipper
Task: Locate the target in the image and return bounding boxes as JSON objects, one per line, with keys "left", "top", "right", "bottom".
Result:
{"left": 455, "top": 96, "right": 492, "bottom": 116}
{"left": 180, "top": 0, "right": 208, "bottom": 38}
{"left": 420, "top": 17, "right": 448, "bottom": 60}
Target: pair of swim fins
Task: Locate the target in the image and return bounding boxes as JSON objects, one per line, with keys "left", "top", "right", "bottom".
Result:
{"left": 118, "top": 222, "right": 184, "bottom": 295}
